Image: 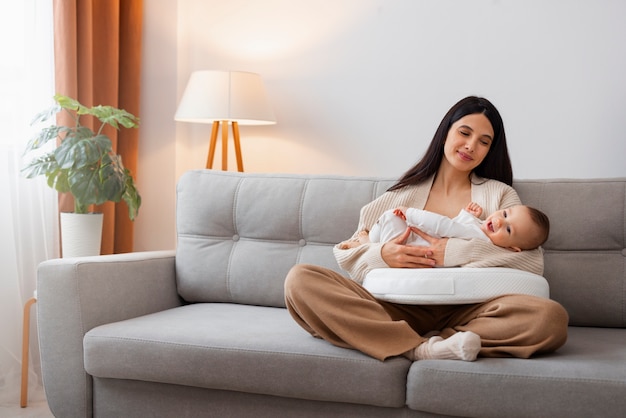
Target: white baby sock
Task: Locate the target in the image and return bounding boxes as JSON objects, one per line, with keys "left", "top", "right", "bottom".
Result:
{"left": 414, "top": 331, "right": 481, "bottom": 361}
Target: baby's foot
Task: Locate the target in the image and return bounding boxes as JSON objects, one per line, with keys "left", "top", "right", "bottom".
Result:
{"left": 393, "top": 207, "right": 407, "bottom": 221}
{"left": 357, "top": 230, "right": 370, "bottom": 244}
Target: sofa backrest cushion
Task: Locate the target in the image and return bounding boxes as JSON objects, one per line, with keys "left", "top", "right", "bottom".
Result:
{"left": 176, "top": 170, "right": 393, "bottom": 308}
{"left": 176, "top": 171, "right": 626, "bottom": 327}
{"left": 514, "top": 178, "right": 625, "bottom": 327}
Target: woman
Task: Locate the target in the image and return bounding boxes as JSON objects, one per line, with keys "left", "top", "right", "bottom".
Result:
{"left": 284, "top": 96, "right": 568, "bottom": 362}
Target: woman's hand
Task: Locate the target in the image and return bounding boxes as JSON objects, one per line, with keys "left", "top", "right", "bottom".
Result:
{"left": 411, "top": 227, "right": 448, "bottom": 266}
{"left": 381, "top": 227, "right": 438, "bottom": 268}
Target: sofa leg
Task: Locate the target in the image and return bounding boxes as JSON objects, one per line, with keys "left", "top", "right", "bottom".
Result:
{"left": 21, "top": 296, "right": 37, "bottom": 408}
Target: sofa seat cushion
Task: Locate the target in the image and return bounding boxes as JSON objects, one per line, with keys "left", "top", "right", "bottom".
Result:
{"left": 83, "top": 303, "right": 410, "bottom": 408}
{"left": 406, "top": 327, "right": 626, "bottom": 418}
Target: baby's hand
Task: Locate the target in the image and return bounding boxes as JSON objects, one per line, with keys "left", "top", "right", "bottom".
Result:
{"left": 393, "top": 206, "right": 408, "bottom": 221}
{"left": 466, "top": 202, "right": 483, "bottom": 218}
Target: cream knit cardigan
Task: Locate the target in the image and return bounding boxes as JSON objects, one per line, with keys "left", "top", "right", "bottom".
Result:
{"left": 333, "top": 174, "right": 544, "bottom": 284}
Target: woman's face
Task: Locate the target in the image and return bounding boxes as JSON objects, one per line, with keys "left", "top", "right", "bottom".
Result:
{"left": 442, "top": 113, "right": 494, "bottom": 174}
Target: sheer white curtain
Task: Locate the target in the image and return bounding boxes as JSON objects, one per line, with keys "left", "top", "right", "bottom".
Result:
{"left": 0, "top": 0, "right": 57, "bottom": 406}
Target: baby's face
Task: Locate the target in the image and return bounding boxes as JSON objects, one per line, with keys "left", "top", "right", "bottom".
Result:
{"left": 480, "top": 206, "right": 535, "bottom": 251}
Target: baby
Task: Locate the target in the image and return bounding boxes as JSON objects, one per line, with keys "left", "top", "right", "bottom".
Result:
{"left": 339, "top": 202, "right": 549, "bottom": 252}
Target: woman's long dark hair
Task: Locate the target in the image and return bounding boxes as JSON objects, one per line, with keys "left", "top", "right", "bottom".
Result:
{"left": 389, "top": 96, "right": 513, "bottom": 191}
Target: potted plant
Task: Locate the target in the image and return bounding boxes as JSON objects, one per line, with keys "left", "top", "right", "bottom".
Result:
{"left": 22, "top": 94, "right": 141, "bottom": 257}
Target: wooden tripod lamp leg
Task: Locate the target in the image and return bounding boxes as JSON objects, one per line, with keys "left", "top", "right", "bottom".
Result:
{"left": 206, "top": 121, "right": 219, "bottom": 169}
{"left": 221, "top": 120, "right": 228, "bottom": 170}
{"left": 231, "top": 121, "right": 244, "bottom": 172}
{"left": 206, "top": 120, "right": 245, "bottom": 172}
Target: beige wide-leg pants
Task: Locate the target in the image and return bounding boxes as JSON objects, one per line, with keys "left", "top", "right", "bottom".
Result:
{"left": 284, "top": 264, "right": 569, "bottom": 361}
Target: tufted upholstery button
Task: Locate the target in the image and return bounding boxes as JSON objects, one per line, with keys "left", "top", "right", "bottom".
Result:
{"left": 232, "top": 234, "right": 240, "bottom": 242}
{"left": 299, "top": 239, "right": 306, "bottom": 247}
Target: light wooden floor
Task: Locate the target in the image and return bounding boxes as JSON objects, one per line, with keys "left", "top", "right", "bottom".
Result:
{"left": 0, "top": 401, "right": 54, "bottom": 418}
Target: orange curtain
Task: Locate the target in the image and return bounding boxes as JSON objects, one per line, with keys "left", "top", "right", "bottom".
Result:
{"left": 53, "top": 0, "right": 143, "bottom": 254}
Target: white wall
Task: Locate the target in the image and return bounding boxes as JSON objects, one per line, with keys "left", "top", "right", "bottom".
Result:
{"left": 136, "top": 0, "right": 626, "bottom": 251}
{"left": 135, "top": 0, "right": 178, "bottom": 251}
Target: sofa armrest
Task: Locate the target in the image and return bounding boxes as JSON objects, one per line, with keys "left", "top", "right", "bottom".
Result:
{"left": 37, "top": 250, "right": 180, "bottom": 418}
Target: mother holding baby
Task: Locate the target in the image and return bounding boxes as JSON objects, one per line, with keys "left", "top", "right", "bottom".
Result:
{"left": 284, "top": 96, "right": 568, "bottom": 362}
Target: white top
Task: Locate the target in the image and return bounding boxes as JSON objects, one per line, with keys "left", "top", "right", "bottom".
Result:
{"left": 369, "top": 208, "right": 489, "bottom": 246}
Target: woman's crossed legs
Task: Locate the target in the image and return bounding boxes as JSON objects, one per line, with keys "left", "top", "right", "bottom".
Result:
{"left": 284, "top": 264, "right": 568, "bottom": 361}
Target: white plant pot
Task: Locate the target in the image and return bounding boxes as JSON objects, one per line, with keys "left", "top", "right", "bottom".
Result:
{"left": 60, "top": 212, "right": 104, "bottom": 258}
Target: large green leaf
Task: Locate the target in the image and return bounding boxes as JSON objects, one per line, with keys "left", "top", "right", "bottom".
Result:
{"left": 88, "top": 105, "right": 139, "bottom": 130}
{"left": 67, "top": 164, "right": 106, "bottom": 207}
{"left": 54, "top": 94, "right": 83, "bottom": 112}
{"left": 55, "top": 133, "right": 111, "bottom": 169}
{"left": 47, "top": 168, "right": 70, "bottom": 194}
{"left": 23, "top": 125, "right": 63, "bottom": 152}
{"left": 30, "top": 103, "right": 61, "bottom": 125}
{"left": 98, "top": 154, "right": 125, "bottom": 202}
{"left": 21, "top": 152, "right": 58, "bottom": 178}
{"left": 122, "top": 171, "right": 141, "bottom": 221}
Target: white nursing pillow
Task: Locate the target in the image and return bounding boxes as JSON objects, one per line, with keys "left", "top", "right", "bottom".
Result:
{"left": 362, "top": 268, "right": 550, "bottom": 305}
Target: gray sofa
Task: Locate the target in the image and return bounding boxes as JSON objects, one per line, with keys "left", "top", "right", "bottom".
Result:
{"left": 37, "top": 170, "right": 626, "bottom": 418}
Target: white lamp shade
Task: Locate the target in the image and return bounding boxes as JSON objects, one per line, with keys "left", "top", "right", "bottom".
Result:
{"left": 174, "top": 70, "right": 276, "bottom": 125}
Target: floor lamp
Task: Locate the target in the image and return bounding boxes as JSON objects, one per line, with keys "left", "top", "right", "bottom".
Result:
{"left": 175, "top": 71, "right": 276, "bottom": 171}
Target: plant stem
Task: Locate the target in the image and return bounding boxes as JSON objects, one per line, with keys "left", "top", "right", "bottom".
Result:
{"left": 74, "top": 201, "right": 88, "bottom": 214}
